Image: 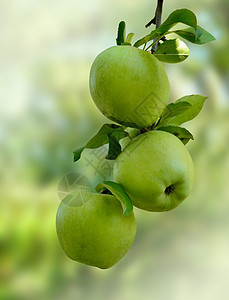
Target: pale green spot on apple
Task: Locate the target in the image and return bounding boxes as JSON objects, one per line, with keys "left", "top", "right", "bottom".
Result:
{"left": 89, "top": 46, "right": 170, "bottom": 129}
{"left": 56, "top": 190, "right": 136, "bottom": 269}
{"left": 113, "top": 130, "right": 194, "bottom": 212}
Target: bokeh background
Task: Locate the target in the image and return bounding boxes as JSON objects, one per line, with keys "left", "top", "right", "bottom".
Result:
{"left": 1, "top": 0, "right": 229, "bottom": 299}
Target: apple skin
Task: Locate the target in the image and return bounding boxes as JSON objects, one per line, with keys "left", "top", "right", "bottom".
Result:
{"left": 113, "top": 130, "right": 194, "bottom": 212}
{"left": 89, "top": 46, "right": 170, "bottom": 128}
{"left": 56, "top": 190, "right": 136, "bottom": 269}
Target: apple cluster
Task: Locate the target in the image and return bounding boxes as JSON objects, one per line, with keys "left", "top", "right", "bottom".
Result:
{"left": 56, "top": 11, "right": 215, "bottom": 269}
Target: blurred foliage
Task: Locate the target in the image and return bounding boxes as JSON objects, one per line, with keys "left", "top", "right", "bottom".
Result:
{"left": 0, "top": 0, "right": 229, "bottom": 299}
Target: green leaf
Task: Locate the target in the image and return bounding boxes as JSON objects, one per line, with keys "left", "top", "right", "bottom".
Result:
{"left": 106, "top": 134, "right": 122, "bottom": 160}
{"left": 134, "top": 8, "right": 197, "bottom": 48}
{"left": 134, "top": 34, "right": 155, "bottom": 48}
{"left": 112, "top": 129, "right": 129, "bottom": 141}
{"left": 166, "top": 95, "right": 207, "bottom": 126}
{"left": 175, "top": 26, "right": 216, "bottom": 44}
{"left": 157, "top": 125, "right": 194, "bottom": 145}
{"left": 116, "top": 21, "right": 126, "bottom": 46}
{"left": 157, "top": 95, "right": 207, "bottom": 127}
{"left": 175, "top": 95, "right": 208, "bottom": 125}
{"left": 73, "top": 124, "right": 129, "bottom": 162}
{"left": 122, "top": 33, "right": 135, "bottom": 46}
{"left": 157, "top": 101, "right": 192, "bottom": 127}
{"left": 73, "top": 146, "right": 85, "bottom": 162}
{"left": 95, "top": 181, "right": 133, "bottom": 216}
{"left": 86, "top": 124, "right": 122, "bottom": 149}
{"left": 154, "top": 38, "right": 189, "bottom": 63}
{"left": 156, "top": 8, "right": 197, "bottom": 34}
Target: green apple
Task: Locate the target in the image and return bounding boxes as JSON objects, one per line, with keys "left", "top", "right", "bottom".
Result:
{"left": 56, "top": 189, "right": 136, "bottom": 269}
{"left": 89, "top": 46, "right": 170, "bottom": 128}
{"left": 113, "top": 130, "right": 194, "bottom": 212}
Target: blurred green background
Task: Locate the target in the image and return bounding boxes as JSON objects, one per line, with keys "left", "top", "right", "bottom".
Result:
{"left": 1, "top": 0, "right": 229, "bottom": 299}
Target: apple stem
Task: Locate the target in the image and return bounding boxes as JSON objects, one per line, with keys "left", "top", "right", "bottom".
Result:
{"left": 145, "top": 0, "right": 164, "bottom": 53}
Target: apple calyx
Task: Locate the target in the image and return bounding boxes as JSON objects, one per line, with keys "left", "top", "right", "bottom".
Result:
{"left": 165, "top": 184, "right": 174, "bottom": 195}
{"left": 95, "top": 181, "right": 133, "bottom": 216}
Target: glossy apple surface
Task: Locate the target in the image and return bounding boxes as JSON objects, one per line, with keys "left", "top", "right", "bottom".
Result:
{"left": 89, "top": 46, "right": 170, "bottom": 128}
{"left": 56, "top": 189, "right": 136, "bottom": 269}
{"left": 113, "top": 130, "right": 194, "bottom": 211}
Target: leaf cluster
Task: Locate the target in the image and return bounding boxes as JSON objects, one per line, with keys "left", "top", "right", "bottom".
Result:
{"left": 73, "top": 95, "right": 207, "bottom": 162}
{"left": 116, "top": 9, "right": 215, "bottom": 63}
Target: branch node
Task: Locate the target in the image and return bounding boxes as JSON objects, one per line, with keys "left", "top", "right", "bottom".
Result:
{"left": 145, "top": 16, "right": 156, "bottom": 28}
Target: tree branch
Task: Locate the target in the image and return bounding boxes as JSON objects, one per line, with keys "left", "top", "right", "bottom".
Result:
{"left": 145, "top": 0, "right": 164, "bottom": 53}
